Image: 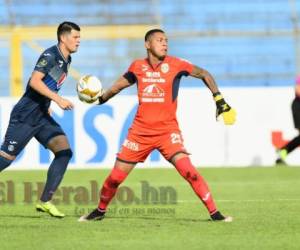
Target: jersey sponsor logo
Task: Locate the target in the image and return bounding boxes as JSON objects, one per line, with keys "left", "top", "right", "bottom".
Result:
{"left": 57, "top": 73, "right": 67, "bottom": 89}
{"left": 142, "top": 77, "right": 166, "bottom": 83}
{"left": 161, "top": 63, "right": 169, "bottom": 73}
{"left": 142, "top": 71, "right": 165, "bottom": 83}
{"left": 43, "top": 53, "right": 52, "bottom": 57}
{"left": 36, "top": 58, "right": 48, "bottom": 67}
{"left": 146, "top": 72, "right": 161, "bottom": 77}
{"left": 141, "top": 84, "right": 165, "bottom": 103}
{"left": 58, "top": 60, "right": 64, "bottom": 68}
{"left": 9, "top": 141, "right": 17, "bottom": 145}
{"left": 143, "top": 71, "right": 166, "bottom": 83}
{"left": 123, "top": 139, "right": 139, "bottom": 151}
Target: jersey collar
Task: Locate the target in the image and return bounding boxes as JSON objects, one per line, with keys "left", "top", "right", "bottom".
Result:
{"left": 56, "top": 44, "right": 69, "bottom": 63}
{"left": 145, "top": 55, "right": 168, "bottom": 70}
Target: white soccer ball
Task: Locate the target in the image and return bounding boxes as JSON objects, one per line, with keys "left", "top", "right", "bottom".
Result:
{"left": 77, "top": 75, "right": 103, "bottom": 103}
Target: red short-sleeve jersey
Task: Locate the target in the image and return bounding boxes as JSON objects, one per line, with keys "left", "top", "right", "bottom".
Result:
{"left": 124, "top": 55, "right": 194, "bottom": 135}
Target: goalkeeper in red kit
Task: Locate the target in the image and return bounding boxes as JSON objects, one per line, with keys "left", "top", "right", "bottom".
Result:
{"left": 79, "top": 29, "right": 236, "bottom": 222}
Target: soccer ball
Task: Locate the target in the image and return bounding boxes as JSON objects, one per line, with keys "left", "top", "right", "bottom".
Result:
{"left": 77, "top": 75, "right": 103, "bottom": 103}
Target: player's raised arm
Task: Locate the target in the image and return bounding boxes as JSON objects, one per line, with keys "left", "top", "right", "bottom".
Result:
{"left": 190, "top": 65, "right": 236, "bottom": 125}
{"left": 97, "top": 76, "right": 132, "bottom": 105}
{"left": 30, "top": 71, "right": 74, "bottom": 110}
{"left": 190, "top": 65, "right": 220, "bottom": 94}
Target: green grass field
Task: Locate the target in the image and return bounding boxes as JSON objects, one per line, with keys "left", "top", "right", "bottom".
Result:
{"left": 0, "top": 166, "right": 300, "bottom": 250}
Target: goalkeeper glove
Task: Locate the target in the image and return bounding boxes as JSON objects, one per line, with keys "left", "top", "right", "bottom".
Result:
{"left": 213, "top": 92, "right": 236, "bottom": 125}
{"left": 89, "top": 89, "right": 104, "bottom": 104}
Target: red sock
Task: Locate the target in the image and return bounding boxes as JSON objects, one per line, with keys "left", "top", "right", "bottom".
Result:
{"left": 98, "top": 167, "right": 128, "bottom": 210}
{"left": 175, "top": 157, "right": 217, "bottom": 214}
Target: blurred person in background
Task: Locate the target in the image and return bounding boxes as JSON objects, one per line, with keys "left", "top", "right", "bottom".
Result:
{"left": 276, "top": 76, "right": 300, "bottom": 165}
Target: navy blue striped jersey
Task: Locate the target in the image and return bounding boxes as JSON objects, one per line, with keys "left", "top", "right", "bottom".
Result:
{"left": 11, "top": 45, "right": 71, "bottom": 125}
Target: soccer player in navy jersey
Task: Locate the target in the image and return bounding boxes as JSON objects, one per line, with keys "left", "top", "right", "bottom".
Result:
{"left": 0, "top": 21, "right": 80, "bottom": 218}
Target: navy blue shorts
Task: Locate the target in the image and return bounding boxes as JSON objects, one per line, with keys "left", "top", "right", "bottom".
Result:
{"left": 0, "top": 115, "right": 65, "bottom": 156}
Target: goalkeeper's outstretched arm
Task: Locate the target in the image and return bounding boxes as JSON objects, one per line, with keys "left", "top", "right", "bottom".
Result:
{"left": 96, "top": 76, "right": 131, "bottom": 105}
{"left": 190, "top": 65, "right": 236, "bottom": 125}
{"left": 190, "top": 65, "right": 221, "bottom": 94}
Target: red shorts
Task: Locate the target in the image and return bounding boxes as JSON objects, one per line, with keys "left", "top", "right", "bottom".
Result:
{"left": 117, "top": 129, "right": 189, "bottom": 163}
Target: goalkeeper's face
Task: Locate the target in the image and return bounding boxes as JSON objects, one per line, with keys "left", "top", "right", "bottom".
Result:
{"left": 145, "top": 32, "right": 168, "bottom": 60}
{"left": 61, "top": 29, "right": 81, "bottom": 54}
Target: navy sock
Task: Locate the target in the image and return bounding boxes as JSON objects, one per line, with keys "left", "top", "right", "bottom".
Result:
{"left": 40, "top": 149, "right": 73, "bottom": 202}
{"left": 0, "top": 155, "right": 13, "bottom": 172}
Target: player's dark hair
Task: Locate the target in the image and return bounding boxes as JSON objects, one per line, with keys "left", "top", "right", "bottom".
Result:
{"left": 57, "top": 21, "right": 80, "bottom": 42}
{"left": 145, "top": 29, "right": 165, "bottom": 41}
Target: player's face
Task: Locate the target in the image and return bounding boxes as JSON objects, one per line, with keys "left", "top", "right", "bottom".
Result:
{"left": 145, "top": 32, "right": 168, "bottom": 60}
{"left": 61, "top": 29, "right": 81, "bottom": 53}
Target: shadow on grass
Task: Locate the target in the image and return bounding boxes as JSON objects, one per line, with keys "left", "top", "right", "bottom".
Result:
{"left": 0, "top": 212, "right": 211, "bottom": 223}
{"left": 0, "top": 213, "right": 66, "bottom": 220}
{"left": 70, "top": 214, "right": 210, "bottom": 223}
